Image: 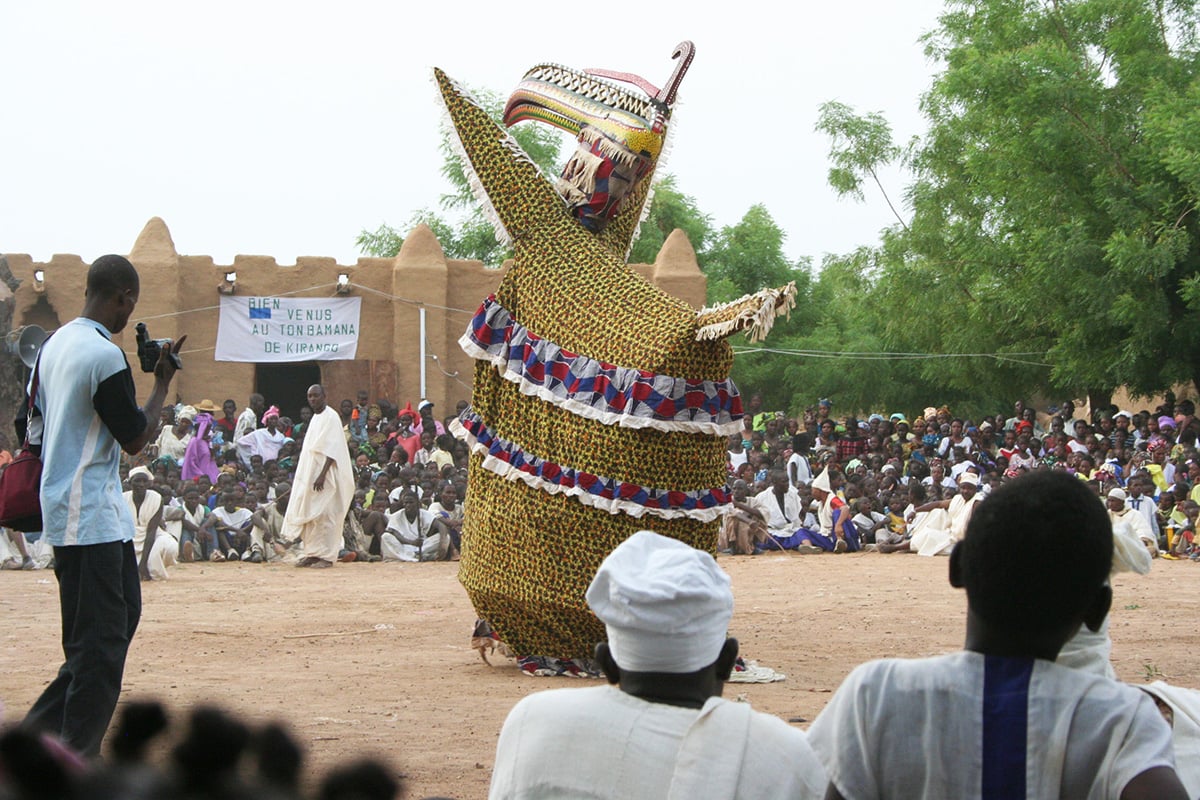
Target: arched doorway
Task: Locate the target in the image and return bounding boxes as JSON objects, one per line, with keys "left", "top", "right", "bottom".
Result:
{"left": 20, "top": 296, "right": 62, "bottom": 333}
{"left": 255, "top": 362, "right": 322, "bottom": 421}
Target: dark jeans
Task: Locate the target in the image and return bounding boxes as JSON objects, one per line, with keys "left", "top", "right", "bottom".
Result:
{"left": 24, "top": 540, "right": 141, "bottom": 758}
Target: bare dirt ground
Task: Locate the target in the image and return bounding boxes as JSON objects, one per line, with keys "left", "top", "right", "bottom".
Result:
{"left": 3, "top": 553, "right": 1198, "bottom": 799}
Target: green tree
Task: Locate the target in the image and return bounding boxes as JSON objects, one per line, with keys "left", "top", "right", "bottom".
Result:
{"left": 818, "top": 0, "right": 1200, "bottom": 410}
{"left": 628, "top": 174, "right": 714, "bottom": 266}
{"left": 730, "top": 246, "right": 942, "bottom": 418}
{"left": 705, "top": 204, "right": 803, "bottom": 303}
{"left": 704, "top": 205, "right": 821, "bottom": 410}
{"left": 815, "top": 101, "right": 911, "bottom": 232}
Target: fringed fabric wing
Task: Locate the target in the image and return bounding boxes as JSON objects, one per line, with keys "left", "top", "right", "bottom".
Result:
{"left": 695, "top": 282, "right": 798, "bottom": 344}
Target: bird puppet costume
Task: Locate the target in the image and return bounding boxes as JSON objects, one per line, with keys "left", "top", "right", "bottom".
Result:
{"left": 440, "top": 43, "right": 795, "bottom": 658}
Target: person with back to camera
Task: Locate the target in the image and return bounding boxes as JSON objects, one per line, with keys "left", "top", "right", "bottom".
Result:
{"left": 488, "top": 530, "right": 827, "bottom": 799}
{"left": 807, "top": 470, "right": 1187, "bottom": 799}
{"left": 21, "top": 254, "right": 185, "bottom": 758}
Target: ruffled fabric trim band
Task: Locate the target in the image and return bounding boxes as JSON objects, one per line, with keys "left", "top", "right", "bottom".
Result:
{"left": 459, "top": 296, "right": 744, "bottom": 436}
{"left": 452, "top": 412, "right": 729, "bottom": 522}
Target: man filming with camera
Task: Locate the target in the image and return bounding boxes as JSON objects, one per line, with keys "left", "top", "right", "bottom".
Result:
{"left": 21, "top": 254, "right": 185, "bottom": 758}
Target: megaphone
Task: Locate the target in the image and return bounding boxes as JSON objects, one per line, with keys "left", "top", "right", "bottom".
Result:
{"left": 5, "top": 325, "right": 48, "bottom": 368}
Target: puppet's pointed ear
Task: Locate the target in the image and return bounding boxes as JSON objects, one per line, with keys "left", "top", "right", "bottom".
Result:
{"left": 433, "top": 68, "right": 564, "bottom": 246}
{"left": 694, "top": 283, "right": 797, "bottom": 343}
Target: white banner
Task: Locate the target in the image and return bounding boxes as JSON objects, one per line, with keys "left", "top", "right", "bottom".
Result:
{"left": 215, "top": 296, "right": 362, "bottom": 362}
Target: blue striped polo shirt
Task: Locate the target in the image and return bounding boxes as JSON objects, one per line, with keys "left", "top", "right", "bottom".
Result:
{"left": 33, "top": 317, "right": 147, "bottom": 546}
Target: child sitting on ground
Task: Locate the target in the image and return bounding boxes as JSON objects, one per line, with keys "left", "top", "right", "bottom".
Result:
{"left": 808, "top": 470, "right": 1187, "bottom": 799}
{"left": 873, "top": 493, "right": 908, "bottom": 552}
{"left": 1170, "top": 499, "right": 1200, "bottom": 559}
{"left": 850, "top": 498, "right": 887, "bottom": 545}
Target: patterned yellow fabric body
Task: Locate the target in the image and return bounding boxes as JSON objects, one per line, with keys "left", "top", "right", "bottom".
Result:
{"left": 438, "top": 69, "right": 734, "bottom": 658}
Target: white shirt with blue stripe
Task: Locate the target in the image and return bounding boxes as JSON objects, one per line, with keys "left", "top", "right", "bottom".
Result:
{"left": 34, "top": 317, "right": 146, "bottom": 547}
{"left": 809, "top": 651, "right": 1175, "bottom": 799}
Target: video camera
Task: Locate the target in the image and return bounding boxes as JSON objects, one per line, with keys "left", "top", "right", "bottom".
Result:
{"left": 135, "top": 322, "right": 183, "bottom": 373}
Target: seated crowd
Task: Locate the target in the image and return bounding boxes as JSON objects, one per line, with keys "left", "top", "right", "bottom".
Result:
{"left": 0, "top": 390, "right": 471, "bottom": 576}
{"left": 6, "top": 387, "right": 1200, "bottom": 572}
{"left": 722, "top": 393, "right": 1200, "bottom": 559}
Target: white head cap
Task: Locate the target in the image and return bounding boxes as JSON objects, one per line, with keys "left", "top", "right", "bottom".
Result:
{"left": 1108, "top": 487, "right": 1128, "bottom": 502}
{"left": 812, "top": 467, "right": 833, "bottom": 494}
{"left": 959, "top": 471, "right": 980, "bottom": 487}
{"left": 586, "top": 530, "right": 733, "bottom": 674}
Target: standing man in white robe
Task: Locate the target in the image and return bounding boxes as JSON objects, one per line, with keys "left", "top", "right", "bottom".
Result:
{"left": 284, "top": 385, "right": 353, "bottom": 569}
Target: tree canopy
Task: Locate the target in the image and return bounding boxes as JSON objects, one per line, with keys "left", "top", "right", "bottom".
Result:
{"left": 809, "top": 0, "right": 1200, "bottom": 413}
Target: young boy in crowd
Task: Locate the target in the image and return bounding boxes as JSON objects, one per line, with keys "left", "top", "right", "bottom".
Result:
{"left": 808, "top": 471, "right": 1187, "bottom": 799}
{"left": 203, "top": 491, "right": 257, "bottom": 562}
{"left": 170, "top": 484, "right": 214, "bottom": 563}
{"left": 1170, "top": 500, "right": 1200, "bottom": 559}
{"left": 850, "top": 497, "right": 887, "bottom": 545}
{"left": 875, "top": 493, "right": 908, "bottom": 551}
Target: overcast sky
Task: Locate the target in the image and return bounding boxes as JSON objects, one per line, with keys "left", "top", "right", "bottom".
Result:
{"left": 4, "top": 1, "right": 947, "bottom": 268}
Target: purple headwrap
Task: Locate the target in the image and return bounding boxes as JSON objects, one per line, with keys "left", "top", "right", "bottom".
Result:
{"left": 181, "top": 412, "right": 219, "bottom": 483}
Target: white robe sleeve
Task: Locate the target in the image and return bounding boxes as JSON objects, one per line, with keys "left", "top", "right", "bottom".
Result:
{"left": 807, "top": 662, "right": 882, "bottom": 800}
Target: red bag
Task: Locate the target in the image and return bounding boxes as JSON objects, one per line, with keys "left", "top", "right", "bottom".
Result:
{"left": 0, "top": 340, "right": 46, "bottom": 532}
{"left": 0, "top": 448, "right": 42, "bottom": 532}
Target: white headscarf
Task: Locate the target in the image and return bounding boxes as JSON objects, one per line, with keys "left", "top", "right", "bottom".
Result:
{"left": 586, "top": 531, "right": 733, "bottom": 673}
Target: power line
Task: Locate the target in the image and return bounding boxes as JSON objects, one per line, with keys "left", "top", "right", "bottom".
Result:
{"left": 731, "top": 346, "right": 1053, "bottom": 367}
{"left": 348, "top": 282, "right": 478, "bottom": 317}
{"left": 138, "top": 291, "right": 1052, "bottom": 369}
{"left": 136, "top": 283, "right": 340, "bottom": 321}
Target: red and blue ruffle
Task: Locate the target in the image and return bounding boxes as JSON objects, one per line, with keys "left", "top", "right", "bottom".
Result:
{"left": 451, "top": 410, "right": 730, "bottom": 522}
{"left": 458, "top": 296, "right": 744, "bottom": 436}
